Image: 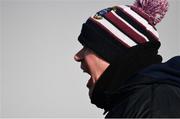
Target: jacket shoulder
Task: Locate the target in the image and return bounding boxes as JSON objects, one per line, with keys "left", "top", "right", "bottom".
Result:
{"left": 106, "top": 80, "right": 180, "bottom": 118}
{"left": 151, "top": 83, "right": 180, "bottom": 117}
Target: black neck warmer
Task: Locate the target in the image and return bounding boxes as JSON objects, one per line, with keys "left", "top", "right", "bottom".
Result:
{"left": 90, "top": 42, "right": 162, "bottom": 113}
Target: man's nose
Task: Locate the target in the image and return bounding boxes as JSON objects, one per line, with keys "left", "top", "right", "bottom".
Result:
{"left": 74, "top": 50, "right": 83, "bottom": 62}
{"left": 74, "top": 54, "right": 81, "bottom": 62}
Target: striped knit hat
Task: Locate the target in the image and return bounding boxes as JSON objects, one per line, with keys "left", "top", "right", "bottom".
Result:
{"left": 78, "top": 0, "right": 168, "bottom": 63}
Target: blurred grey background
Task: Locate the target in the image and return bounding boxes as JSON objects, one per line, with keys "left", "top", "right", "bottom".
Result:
{"left": 0, "top": 0, "right": 179, "bottom": 118}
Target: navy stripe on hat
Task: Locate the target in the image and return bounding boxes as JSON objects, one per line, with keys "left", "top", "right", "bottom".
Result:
{"left": 104, "top": 11, "right": 148, "bottom": 44}
{"left": 115, "top": 5, "right": 159, "bottom": 42}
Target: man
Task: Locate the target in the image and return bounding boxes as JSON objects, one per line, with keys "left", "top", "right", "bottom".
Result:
{"left": 74, "top": 0, "right": 180, "bottom": 117}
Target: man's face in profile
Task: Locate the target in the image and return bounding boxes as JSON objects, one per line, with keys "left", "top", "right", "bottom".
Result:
{"left": 74, "top": 47, "right": 109, "bottom": 97}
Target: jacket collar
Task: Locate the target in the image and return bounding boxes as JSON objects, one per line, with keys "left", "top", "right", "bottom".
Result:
{"left": 90, "top": 48, "right": 162, "bottom": 113}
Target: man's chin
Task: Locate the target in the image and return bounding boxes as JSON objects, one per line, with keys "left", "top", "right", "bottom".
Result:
{"left": 88, "top": 87, "right": 94, "bottom": 98}
{"left": 86, "top": 77, "right": 93, "bottom": 88}
{"left": 87, "top": 77, "right": 95, "bottom": 98}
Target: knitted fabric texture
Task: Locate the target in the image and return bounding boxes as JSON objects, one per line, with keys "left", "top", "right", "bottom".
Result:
{"left": 78, "top": 0, "right": 168, "bottom": 63}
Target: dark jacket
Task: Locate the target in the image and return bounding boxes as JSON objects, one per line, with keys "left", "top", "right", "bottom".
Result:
{"left": 91, "top": 56, "right": 180, "bottom": 118}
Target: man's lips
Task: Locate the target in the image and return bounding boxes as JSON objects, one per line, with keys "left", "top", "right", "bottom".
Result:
{"left": 80, "top": 64, "right": 93, "bottom": 89}
{"left": 81, "top": 64, "right": 89, "bottom": 74}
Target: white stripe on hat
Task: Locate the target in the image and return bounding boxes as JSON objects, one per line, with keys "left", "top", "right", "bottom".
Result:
{"left": 91, "top": 16, "right": 137, "bottom": 47}
{"left": 111, "top": 11, "right": 149, "bottom": 42}
{"left": 119, "top": 5, "right": 159, "bottom": 38}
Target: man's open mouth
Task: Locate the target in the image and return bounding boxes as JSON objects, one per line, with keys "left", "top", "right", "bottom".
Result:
{"left": 81, "top": 64, "right": 89, "bottom": 74}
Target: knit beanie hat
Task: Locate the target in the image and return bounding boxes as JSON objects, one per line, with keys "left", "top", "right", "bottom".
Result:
{"left": 78, "top": 0, "right": 168, "bottom": 63}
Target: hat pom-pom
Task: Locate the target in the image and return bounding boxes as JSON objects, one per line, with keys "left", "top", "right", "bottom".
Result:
{"left": 133, "top": 0, "right": 169, "bottom": 25}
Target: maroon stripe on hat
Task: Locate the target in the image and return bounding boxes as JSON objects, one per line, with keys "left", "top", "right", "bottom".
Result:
{"left": 105, "top": 11, "right": 147, "bottom": 44}
{"left": 116, "top": 6, "right": 159, "bottom": 41}
{"left": 89, "top": 17, "right": 131, "bottom": 48}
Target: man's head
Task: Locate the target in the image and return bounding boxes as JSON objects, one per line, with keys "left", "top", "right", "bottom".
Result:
{"left": 74, "top": 0, "right": 168, "bottom": 98}
{"left": 74, "top": 47, "right": 109, "bottom": 97}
